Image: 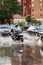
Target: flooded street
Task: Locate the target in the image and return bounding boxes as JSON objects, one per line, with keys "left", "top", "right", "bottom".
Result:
{"left": 0, "top": 32, "right": 43, "bottom": 65}
{"left": 0, "top": 57, "right": 11, "bottom": 65}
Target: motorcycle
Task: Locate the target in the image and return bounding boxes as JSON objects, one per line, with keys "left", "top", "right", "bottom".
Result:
{"left": 11, "top": 29, "right": 23, "bottom": 42}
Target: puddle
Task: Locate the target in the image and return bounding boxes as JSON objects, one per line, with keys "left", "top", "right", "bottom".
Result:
{"left": 0, "top": 56, "right": 11, "bottom": 65}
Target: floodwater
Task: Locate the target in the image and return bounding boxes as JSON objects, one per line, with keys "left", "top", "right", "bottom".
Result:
{"left": 0, "top": 56, "right": 11, "bottom": 65}
{"left": 0, "top": 32, "right": 43, "bottom": 65}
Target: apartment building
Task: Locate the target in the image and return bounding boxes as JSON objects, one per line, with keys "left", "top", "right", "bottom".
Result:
{"left": 21, "top": 0, "right": 31, "bottom": 16}
{"left": 31, "top": 0, "right": 43, "bottom": 20}
{"left": 21, "top": 0, "right": 43, "bottom": 20}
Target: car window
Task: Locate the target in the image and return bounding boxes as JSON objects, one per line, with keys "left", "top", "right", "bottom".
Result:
{"left": 36, "top": 27, "right": 43, "bottom": 31}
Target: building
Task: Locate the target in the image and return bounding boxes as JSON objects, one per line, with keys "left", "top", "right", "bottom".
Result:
{"left": 21, "top": 0, "right": 31, "bottom": 17}
{"left": 17, "top": 0, "right": 21, "bottom": 4}
{"left": 31, "top": 0, "right": 43, "bottom": 20}
{"left": 21, "top": 0, "right": 43, "bottom": 21}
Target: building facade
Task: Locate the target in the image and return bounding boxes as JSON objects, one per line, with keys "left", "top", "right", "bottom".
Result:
{"left": 21, "top": 0, "right": 31, "bottom": 17}
{"left": 21, "top": 0, "right": 43, "bottom": 20}
{"left": 31, "top": 0, "right": 43, "bottom": 20}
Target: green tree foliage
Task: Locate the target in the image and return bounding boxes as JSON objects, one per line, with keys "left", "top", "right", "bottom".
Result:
{"left": 25, "top": 15, "right": 41, "bottom": 25}
{"left": 31, "top": 17, "right": 41, "bottom": 25}
{"left": 0, "top": 0, "right": 22, "bottom": 23}
{"left": 25, "top": 15, "right": 31, "bottom": 23}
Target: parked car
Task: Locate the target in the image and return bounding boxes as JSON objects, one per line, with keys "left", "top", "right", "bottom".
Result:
{"left": 10, "top": 24, "right": 22, "bottom": 33}
{"left": 27, "top": 25, "right": 43, "bottom": 36}
{"left": 27, "top": 25, "right": 36, "bottom": 35}
{"left": 0, "top": 25, "right": 10, "bottom": 36}
{"left": 35, "top": 27, "right": 43, "bottom": 36}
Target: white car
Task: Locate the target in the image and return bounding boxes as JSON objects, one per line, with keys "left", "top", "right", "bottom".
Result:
{"left": 0, "top": 25, "right": 10, "bottom": 35}
{"left": 27, "top": 25, "right": 35, "bottom": 32}
{"left": 27, "top": 25, "right": 43, "bottom": 36}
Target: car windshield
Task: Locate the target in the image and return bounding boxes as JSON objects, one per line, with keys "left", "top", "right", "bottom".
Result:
{"left": 36, "top": 27, "right": 43, "bottom": 31}
{"left": 0, "top": 26, "right": 10, "bottom": 29}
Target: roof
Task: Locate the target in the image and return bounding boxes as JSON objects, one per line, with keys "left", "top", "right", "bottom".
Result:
{"left": 13, "top": 14, "right": 23, "bottom": 19}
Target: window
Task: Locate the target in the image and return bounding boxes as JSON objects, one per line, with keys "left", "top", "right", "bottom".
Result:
{"left": 40, "top": 3, "right": 42, "bottom": 7}
{"left": 40, "top": 9, "right": 42, "bottom": 11}
{"left": 40, "top": 14, "right": 42, "bottom": 16}
{"left": 40, "top": 0, "right": 42, "bottom": 1}
{"left": 32, "top": 4, "right": 34, "bottom": 7}
{"left": 32, "top": 0, "right": 34, "bottom": 1}
{"left": 32, "top": 9, "right": 34, "bottom": 11}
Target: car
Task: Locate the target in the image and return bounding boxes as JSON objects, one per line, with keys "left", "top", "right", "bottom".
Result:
{"left": 10, "top": 24, "right": 16, "bottom": 30}
{"left": 27, "top": 25, "right": 36, "bottom": 35}
{"left": 0, "top": 25, "right": 10, "bottom": 36}
{"left": 27, "top": 25, "right": 43, "bottom": 36}
{"left": 27, "top": 25, "right": 35, "bottom": 31}
{"left": 10, "top": 24, "right": 22, "bottom": 33}
{"left": 35, "top": 27, "right": 43, "bottom": 36}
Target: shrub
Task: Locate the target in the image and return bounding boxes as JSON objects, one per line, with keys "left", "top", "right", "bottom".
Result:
{"left": 25, "top": 15, "right": 31, "bottom": 23}
{"left": 18, "top": 21, "right": 26, "bottom": 27}
{"left": 25, "top": 15, "right": 41, "bottom": 25}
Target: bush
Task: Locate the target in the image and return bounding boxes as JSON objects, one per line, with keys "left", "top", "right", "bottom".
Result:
{"left": 25, "top": 15, "right": 31, "bottom": 23}
{"left": 31, "top": 17, "right": 36, "bottom": 22}
{"left": 32, "top": 20, "right": 41, "bottom": 25}
{"left": 18, "top": 21, "right": 26, "bottom": 27}
{"left": 25, "top": 15, "right": 41, "bottom": 25}
{"left": 36, "top": 20, "right": 41, "bottom": 25}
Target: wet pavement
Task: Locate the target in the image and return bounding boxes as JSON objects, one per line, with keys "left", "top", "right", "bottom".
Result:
{"left": 0, "top": 32, "right": 42, "bottom": 46}
{"left": 0, "top": 32, "right": 43, "bottom": 65}
{"left": 0, "top": 56, "right": 11, "bottom": 65}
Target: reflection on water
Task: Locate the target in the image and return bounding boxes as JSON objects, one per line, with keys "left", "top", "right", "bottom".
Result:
{"left": 0, "top": 44, "right": 43, "bottom": 65}
{"left": 0, "top": 56, "right": 11, "bottom": 65}
{"left": 0, "top": 47, "right": 12, "bottom": 65}
{"left": 0, "top": 45, "right": 24, "bottom": 65}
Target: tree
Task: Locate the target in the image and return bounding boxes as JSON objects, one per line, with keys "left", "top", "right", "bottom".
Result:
{"left": 25, "top": 15, "right": 31, "bottom": 24}
{"left": 0, "top": 0, "right": 22, "bottom": 23}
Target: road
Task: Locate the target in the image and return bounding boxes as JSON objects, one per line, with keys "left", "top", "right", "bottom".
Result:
{"left": 0, "top": 32, "right": 42, "bottom": 65}
{"left": 0, "top": 56, "right": 11, "bottom": 65}
{"left": 0, "top": 32, "right": 42, "bottom": 47}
